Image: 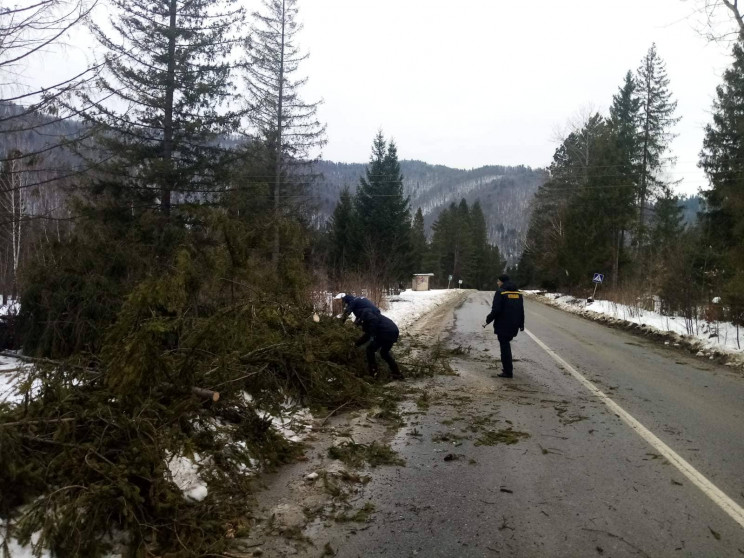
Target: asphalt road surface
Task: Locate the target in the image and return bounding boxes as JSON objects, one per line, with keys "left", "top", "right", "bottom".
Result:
{"left": 331, "top": 292, "right": 744, "bottom": 557}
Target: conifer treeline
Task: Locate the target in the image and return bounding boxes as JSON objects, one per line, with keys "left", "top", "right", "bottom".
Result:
{"left": 517, "top": 40, "right": 744, "bottom": 328}
{"left": 517, "top": 44, "right": 684, "bottom": 293}
{"left": 326, "top": 132, "right": 504, "bottom": 290}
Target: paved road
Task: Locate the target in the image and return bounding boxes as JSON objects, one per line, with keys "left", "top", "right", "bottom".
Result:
{"left": 333, "top": 292, "right": 744, "bottom": 557}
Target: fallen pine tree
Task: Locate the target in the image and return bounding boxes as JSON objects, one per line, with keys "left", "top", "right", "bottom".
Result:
{"left": 0, "top": 245, "right": 390, "bottom": 557}
{"left": 0, "top": 206, "right": 451, "bottom": 557}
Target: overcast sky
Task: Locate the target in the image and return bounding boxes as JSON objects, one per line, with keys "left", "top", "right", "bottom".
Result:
{"left": 277, "top": 0, "right": 736, "bottom": 197}
{"left": 15, "top": 0, "right": 739, "bottom": 197}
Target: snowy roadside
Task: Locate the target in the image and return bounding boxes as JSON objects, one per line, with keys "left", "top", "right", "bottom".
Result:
{"left": 531, "top": 291, "right": 744, "bottom": 369}
{"left": 0, "top": 357, "right": 31, "bottom": 405}
{"left": 380, "top": 288, "right": 466, "bottom": 331}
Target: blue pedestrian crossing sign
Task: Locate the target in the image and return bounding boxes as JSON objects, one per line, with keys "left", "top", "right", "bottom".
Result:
{"left": 592, "top": 273, "right": 604, "bottom": 283}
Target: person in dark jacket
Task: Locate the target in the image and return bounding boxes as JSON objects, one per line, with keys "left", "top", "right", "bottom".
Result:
{"left": 484, "top": 274, "right": 525, "bottom": 378}
{"left": 335, "top": 293, "right": 381, "bottom": 322}
{"left": 354, "top": 308, "right": 403, "bottom": 380}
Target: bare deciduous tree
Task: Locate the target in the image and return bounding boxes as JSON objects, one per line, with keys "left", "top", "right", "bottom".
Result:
{"left": 688, "top": 0, "right": 744, "bottom": 42}
{"left": 0, "top": 150, "right": 29, "bottom": 296}
{"left": 1, "top": 0, "right": 98, "bottom": 126}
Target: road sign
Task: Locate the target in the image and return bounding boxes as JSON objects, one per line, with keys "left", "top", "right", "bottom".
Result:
{"left": 589, "top": 273, "right": 604, "bottom": 303}
{"left": 448, "top": 275, "right": 453, "bottom": 281}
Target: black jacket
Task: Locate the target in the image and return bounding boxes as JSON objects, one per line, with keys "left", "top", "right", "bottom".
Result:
{"left": 485, "top": 281, "right": 525, "bottom": 339}
{"left": 341, "top": 295, "right": 381, "bottom": 320}
{"left": 355, "top": 309, "right": 399, "bottom": 345}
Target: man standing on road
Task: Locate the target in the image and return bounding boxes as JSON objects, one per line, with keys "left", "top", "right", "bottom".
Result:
{"left": 354, "top": 308, "right": 403, "bottom": 380}
{"left": 484, "top": 274, "right": 524, "bottom": 378}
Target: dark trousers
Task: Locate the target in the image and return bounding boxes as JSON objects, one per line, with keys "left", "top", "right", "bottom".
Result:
{"left": 497, "top": 334, "right": 513, "bottom": 375}
{"left": 366, "top": 338, "right": 401, "bottom": 377}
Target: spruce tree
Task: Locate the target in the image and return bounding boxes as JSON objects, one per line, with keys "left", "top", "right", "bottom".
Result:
{"left": 470, "top": 201, "right": 490, "bottom": 288}
{"left": 328, "top": 186, "right": 357, "bottom": 277}
{"left": 562, "top": 118, "right": 624, "bottom": 286}
{"left": 355, "top": 131, "right": 411, "bottom": 284}
{"left": 608, "top": 70, "right": 642, "bottom": 287}
{"left": 699, "top": 40, "right": 744, "bottom": 319}
{"left": 455, "top": 198, "right": 475, "bottom": 285}
{"left": 522, "top": 115, "right": 608, "bottom": 289}
{"left": 634, "top": 44, "right": 679, "bottom": 259}
{"left": 410, "top": 207, "right": 428, "bottom": 274}
{"left": 649, "top": 192, "right": 685, "bottom": 273}
{"left": 81, "top": 0, "right": 245, "bottom": 215}
{"left": 243, "top": 0, "right": 326, "bottom": 267}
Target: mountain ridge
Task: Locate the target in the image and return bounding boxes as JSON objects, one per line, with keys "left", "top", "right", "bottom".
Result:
{"left": 313, "top": 159, "right": 547, "bottom": 264}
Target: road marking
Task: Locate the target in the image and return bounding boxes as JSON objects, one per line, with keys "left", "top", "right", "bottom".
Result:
{"left": 524, "top": 328, "right": 744, "bottom": 529}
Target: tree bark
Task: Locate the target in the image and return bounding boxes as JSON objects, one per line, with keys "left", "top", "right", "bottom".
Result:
{"left": 271, "top": 0, "right": 287, "bottom": 269}
{"left": 161, "top": 0, "right": 178, "bottom": 215}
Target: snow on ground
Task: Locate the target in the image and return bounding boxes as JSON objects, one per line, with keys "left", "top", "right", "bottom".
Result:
{"left": 380, "top": 288, "right": 465, "bottom": 331}
{"left": 0, "top": 300, "right": 20, "bottom": 315}
{"left": 0, "top": 525, "right": 51, "bottom": 558}
{"left": 269, "top": 404, "right": 314, "bottom": 443}
{"left": 0, "top": 355, "right": 31, "bottom": 405}
{"left": 166, "top": 452, "right": 209, "bottom": 502}
{"left": 534, "top": 291, "right": 744, "bottom": 366}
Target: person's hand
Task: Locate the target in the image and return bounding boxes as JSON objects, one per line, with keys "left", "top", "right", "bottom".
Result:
{"left": 520, "top": 327, "right": 525, "bottom": 331}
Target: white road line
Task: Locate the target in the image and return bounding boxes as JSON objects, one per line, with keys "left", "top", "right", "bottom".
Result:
{"left": 524, "top": 328, "right": 744, "bottom": 530}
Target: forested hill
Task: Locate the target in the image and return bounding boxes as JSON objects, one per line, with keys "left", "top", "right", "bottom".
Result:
{"left": 1, "top": 103, "right": 544, "bottom": 263}
{"left": 314, "top": 160, "right": 546, "bottom": 264}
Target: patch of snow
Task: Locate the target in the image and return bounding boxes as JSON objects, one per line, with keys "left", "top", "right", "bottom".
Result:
{"left": 382, "top": 288, "right": 464, "bottom": 331}
{"left": 0, "top": 299, "right": 20, "bottom": 315}
{"left": 0, "top": 356, "right": 33, "bottom": 405}
{"left": 0, "top": 523, "right": 51, "bottom": 558}
{"left": 269, "top": 404, "right": 314, "bottom": 443}
{"left": 533, "top": 292, "right": 744, "bottom": 365}
{"left": 166, "top": 452, "right": 209, "bottom": 501}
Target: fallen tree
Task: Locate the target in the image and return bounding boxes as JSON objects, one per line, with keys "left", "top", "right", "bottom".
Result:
{"left": 0, "top": 235, "right": 383, "bottom": 556}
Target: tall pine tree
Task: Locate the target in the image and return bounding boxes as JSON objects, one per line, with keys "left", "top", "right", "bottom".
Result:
{"left": 328, "top": 186, "right": 357, "bottom": 277}
{"left": 355, "top": 131, "right": 411, "bottom": 284}
{"left": 410, "top": 207, "right": 428, "bottom": 274}
{"left": 634, "top": 44, "right": 679, "bottom": 260}
{"left": 699, "top": 40, "right": 744, "bottom": 320}
{"left": 608, "top": 70, "right": 642, "bottom": 287}
{"left": 243, "top": 0, "right": 326, "bottom": 267}
{"left": 81, "top": 0, "right": 245, "bottom": 215}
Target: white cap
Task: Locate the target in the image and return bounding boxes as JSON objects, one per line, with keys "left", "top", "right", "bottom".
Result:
{"left": 334, "top": 292, "right": 346, "bottom": 300}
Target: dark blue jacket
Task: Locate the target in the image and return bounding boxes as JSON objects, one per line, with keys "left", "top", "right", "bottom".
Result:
{"left": 342, "top": 295, "right": 381, "bottom": 320}
{"left": 485, "top": 281, "right": 525, "bottom": 339}
{"left": 355, "top": 308, "right": 399, "bottom": 345}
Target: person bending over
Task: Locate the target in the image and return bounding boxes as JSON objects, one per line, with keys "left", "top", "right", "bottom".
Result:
{"left": 334, "top": 292, "right": 381, "bottom": 322}
{"left": 354, "top": 308, "right": 403, "bottom": 380}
